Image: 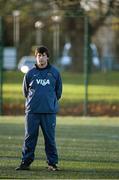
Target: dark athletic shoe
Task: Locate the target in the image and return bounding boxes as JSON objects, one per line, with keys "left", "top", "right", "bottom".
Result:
{"left": 48, "top": 164, "right": 60, "bottom": 171}
{"left": 15, "top": 162, "right": 30, "bottom": 170}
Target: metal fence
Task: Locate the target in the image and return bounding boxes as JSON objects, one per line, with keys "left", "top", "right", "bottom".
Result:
{"left": 0, "top": 14, "right": 119, "bottom": 116}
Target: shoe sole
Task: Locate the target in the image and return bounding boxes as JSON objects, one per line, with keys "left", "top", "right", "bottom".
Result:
{"left": 48, "top": 166, "right": 60, "bottom": 171}
{"left": 15, "top": 167, "right": 30, "bottom": 171}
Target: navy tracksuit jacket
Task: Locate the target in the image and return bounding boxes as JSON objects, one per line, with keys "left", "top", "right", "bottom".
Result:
{"left": 22, "top": 63, "right": 62, "bottom": 166}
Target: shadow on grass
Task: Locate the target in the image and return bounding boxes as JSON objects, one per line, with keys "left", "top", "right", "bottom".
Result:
{"left": 1, "top": 165, "right": 119, "bottom": 179}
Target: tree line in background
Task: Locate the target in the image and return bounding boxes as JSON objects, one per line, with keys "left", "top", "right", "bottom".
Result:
{"left": 0, "top": 0, "right": 119, "bottom": 72}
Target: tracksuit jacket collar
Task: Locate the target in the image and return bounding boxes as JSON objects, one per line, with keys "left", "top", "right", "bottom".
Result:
{"left": 35, "top": 63, "right": 51, "bottom": 71}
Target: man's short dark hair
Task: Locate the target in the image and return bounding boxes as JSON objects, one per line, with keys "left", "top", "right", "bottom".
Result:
{"left": 35, "top": 46, "right": 49, "bottom": 57}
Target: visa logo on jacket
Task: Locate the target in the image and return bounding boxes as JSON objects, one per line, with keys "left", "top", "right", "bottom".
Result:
{"left": 36, "top": 79, "right": 50, "bottom": 86}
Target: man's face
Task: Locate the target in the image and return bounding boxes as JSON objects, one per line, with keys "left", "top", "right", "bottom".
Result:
{"left": 36, "top": 52, "right": 48, "bottom": 67}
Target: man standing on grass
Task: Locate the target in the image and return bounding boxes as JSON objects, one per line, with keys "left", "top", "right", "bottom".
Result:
{"left": 16, "top": 46, "right": 62, "bottom": 171}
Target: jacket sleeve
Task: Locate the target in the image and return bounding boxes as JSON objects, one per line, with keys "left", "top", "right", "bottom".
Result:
{"left": 55, "top": 72, "right": 62, "bottom": 100}
{"left": 22, "top": 74, "right": 29, "bottom": 98}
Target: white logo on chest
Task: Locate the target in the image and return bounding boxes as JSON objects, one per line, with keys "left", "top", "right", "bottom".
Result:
{"left": 36, "top": 79, "right": 50, "bottom": 86}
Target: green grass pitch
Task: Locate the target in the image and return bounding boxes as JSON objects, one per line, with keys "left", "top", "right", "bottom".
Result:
{"left": 0, "top": 116, "right": 119, "bottom": 179}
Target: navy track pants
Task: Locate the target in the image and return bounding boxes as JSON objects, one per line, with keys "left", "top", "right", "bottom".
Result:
{"left": 22, "top": 113, "right": 58, "bottom": 165}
